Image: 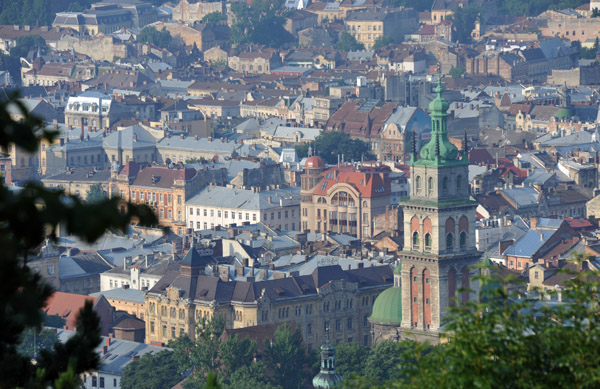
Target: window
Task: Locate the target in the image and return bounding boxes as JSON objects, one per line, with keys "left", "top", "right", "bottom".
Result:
{"left": 171, "top": 327, "right": 176, "bottom": 338}
{"left": 224, "top": 211, "right": 228, "bottom": 218}
{"left": 456, "top": 175, "right": 462, "bottom": 191}
{"left": 177, "top": 195, "right": 182, "bottom": 204}
{"left": 190, "top": 208, "right": 194, "bottom": 215}
{"left": 425, "top": 233, "right": 432, "bottom": 250}
{"left": 460, "top": 232, "right": 467, "bottom": 250}
{"left": 253, "top": 213, "right": 257, "bottom": 221}
{"left": 307, "top": 323, "right": 312, "bottom": 335}
{"left": 428, "top": 177, "right": 434, "bottom": 194}
{"left": 92, "top": 376, "right": 97, "bottom": 387}
{"left": 246, "top": 213, "right": 250, "bottom": 221}
{"left": 336, "top": 319, "right": 341, "bottom": 331}
{"left": 443, "top": 176, "right": 448, "bottom": 193}
{"left": 47, "top": 264, "right": 55, "bottom": 274}
{"left": 535, "top": 271, "right": 539, "bottom": 280}
{"left": 305, "top": 304, "right": 312, "bottom": 315}
{"left": 412, "top": 232, "right": 419, "bottom": 248}
{"left": 218, "top": 210, "right": 221, "bottom": 218}
{"left": 447, "top": 233, "right": 454, "bottom": 250}
{"left": 162, "top": 325, "right": 167, "bottom": 337}
{"left": 100, "top": 377, "right": 104, "bottom": 388}
{"left": 416, "top": 176, "right": 422, "bottom": 192}
{"left": 347, "top": 317, "right": 353, "bottom": 330}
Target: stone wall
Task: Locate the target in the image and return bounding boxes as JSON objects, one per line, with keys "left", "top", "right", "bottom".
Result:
{"left": 56, "top": 35, "right": 129, "bottom": 62}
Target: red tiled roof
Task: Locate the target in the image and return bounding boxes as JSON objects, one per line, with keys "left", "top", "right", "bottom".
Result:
{"left": 44, "top": 291, "right": 98, "bottom": 331}
{"left": 311, "top": 165, "right": 391, "bottom": 198}
{"left": 565, "top": 217, "right": 594, "bottom": 229}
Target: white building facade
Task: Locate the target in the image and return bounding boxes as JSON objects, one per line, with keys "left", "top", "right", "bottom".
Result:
{"left": 186, "top": 186, "right": 301, "bottom": 231}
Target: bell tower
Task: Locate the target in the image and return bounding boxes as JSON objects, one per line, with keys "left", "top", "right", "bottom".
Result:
{"left": 398, "top": 69, "right": 480, "bottom": 341}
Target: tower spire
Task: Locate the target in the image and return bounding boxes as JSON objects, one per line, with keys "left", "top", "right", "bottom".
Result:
{"left": 410, "top": 131, "right": 417, "bottom": 164}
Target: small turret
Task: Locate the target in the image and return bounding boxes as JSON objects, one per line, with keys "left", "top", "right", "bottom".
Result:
{"left": 312, "top": 339, "right": 343, "bottom": 388}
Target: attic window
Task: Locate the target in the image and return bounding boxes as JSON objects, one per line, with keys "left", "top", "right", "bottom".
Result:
{"left": 320, "top": 182, "right": 328, "bottom": 191}
{"left": 359, "top": 179, "right": 363, "bottom": 185}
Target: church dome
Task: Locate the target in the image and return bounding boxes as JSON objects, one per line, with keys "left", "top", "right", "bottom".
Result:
{"left": 369, "top": 287, "right": 403, "bottom": 324}
{"left": 428, "top": 90, "right": 449, "bottom": 114}
{"left": 305, "top": 155, "right": 325, "bottom": 169}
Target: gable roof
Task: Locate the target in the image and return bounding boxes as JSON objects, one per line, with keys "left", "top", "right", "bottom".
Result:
{"left": 44, "top": 292, "right": 99, "bottom": 330}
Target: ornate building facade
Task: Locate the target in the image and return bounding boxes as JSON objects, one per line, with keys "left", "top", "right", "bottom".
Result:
{"left": 371, "top": 73, "right": 481, "bottom": 344}
{"left": 300, "top": 155, "right": 392, "bottom": 239}
{"left": 144, "top": 247, "right": 393, "bottom": 350}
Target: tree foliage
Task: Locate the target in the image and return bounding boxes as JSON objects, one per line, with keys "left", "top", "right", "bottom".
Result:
{"left": 295, "top": 131, "right": 375, "bottom": 165}
{"left": 169, "top": 316, "right": 269, "bottom": 388}
{"left": 0, "top": 93, "right": 157, "bottom": 388}
{"left": 335, "top": 32, "right": 364, "bottom": 52}
{"left": 16, "top": 327, "right": 59, "bottom": 360}
{"left": 263, "top": 323, "right": 314, "bottom": 389}
{"left": 345, "top": 254, "right": 600, "bottom": 388}
{"left": 120, "top": 350, "right": 181, "bottom": 389}
{"left": 578, "top": 38, "right": 599, "bottom": 60}
{"left": 372, "top": 36, "right": 394, "bottom": 50}
{"left": 449, "top": 66, "right": 466, "bottom": 78}
{"left": 85, "top": 183, "right": 106, "bottom": 203}
{"left": 0, "top": 35, "right": 48, "bottom": 84}
{"left": 451, "top": 5, "right": 480, "bottom": 44}
{"left": 230, "top": 0, "right": 293, "bottom": 47}
{"left": 202, "top": 12, "right": 227, "bottom": 24}
{"left": 138, "top": 26, "right": 173, "bottom": 48}
{"left": 0, "top": 0, "right": 93, "bottom": 26}
{"left": 334, "top": 342, "right": 369, "bottom": 380}
{"left": 498, "top": 0, "right": 588, "bottom": 17}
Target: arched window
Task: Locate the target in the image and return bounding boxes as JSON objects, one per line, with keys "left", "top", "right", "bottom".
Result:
{"left": 362, "top": 201, "right": 367, "bottom": 207}
{"left": 416, "top": 176, "right": 422, "bottom": 192}
{"left": 425, "top": 233, "right": 432, "bottom": 250}
{"left": 460, "top": 231, "right": 467, "bottom": 250}
{"left": 446, "top": 233, "right": 454, "bottom": 251}
{"left": 442, "top": 176, "right": 449, "bottom": 193}
{"left": 412, "top": 231, "right": 420, "bottom": 248}
{"left": 428, "top": 177, "right": 434, "bottom": 194}
{"left": 456, "top": 175, "right": 463, "bottom": 192}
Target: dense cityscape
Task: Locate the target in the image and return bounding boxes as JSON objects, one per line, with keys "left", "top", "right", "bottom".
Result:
{"left": 1, "top": 0, "right": 600, "bottom": 387}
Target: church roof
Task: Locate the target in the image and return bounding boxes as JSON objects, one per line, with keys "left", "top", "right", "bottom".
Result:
{"left": 369, "top": 286, "right": 402, "bottom": 324}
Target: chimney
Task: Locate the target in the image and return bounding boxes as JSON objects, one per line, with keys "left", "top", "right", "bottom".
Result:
{"left": 102, "top": 346, "right": 107, "bottom": 355}
{"left": 53, "top": 119, "right": 58, "bottom": 129}
{"left": 106, "top": 338, "right": 111, "bottom": 346}
{"left": 498, "top": 239, "right": 513, "bottom": 255}
{"left": 530, "top": 217, "right": 538, "bottom": 229}
{"left": 180, "top": 134, "right": 185, "bottom": 139}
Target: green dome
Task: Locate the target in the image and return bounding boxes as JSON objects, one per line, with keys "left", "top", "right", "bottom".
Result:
{"left": 369, "top": 287, "right": 403, "bottom": 324}
{"left": 416, "top": 70, "right": 460, "bottom": 165}
{"left": 428, "top": 90, "right": 449, "bottom": 113}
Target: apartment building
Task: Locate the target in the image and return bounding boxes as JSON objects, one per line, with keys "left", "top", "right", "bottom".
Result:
{"left": 344, "top": 9, "right": 418, "bottom": 50}
{"left": 186, "top": 186, "right": 301, "bottom": 231}
{"left": 300, "top": 156, "right": 392, "bottom": 239}
{"left": 144, "top": 247, "right": 394, "bottom": 350}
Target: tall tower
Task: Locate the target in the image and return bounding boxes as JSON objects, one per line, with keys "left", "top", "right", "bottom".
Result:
{"left": 300, "top": 155, "right": 325, "bottom": 232}
{"left": 398, "top": 70, "right": 480, "bottom": 342}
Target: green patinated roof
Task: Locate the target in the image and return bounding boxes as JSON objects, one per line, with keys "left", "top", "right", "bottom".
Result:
{"left": 369, "top": 287, "right": 403, "bottom": 324}
{"left": 556, "top": 108, "right": 572, "bottom": 120}
{"left": 394, "top": 265, "right": 402, "bottom": 275}
{"left": 411, "top": 68, "right": 467, "bottom": 168}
